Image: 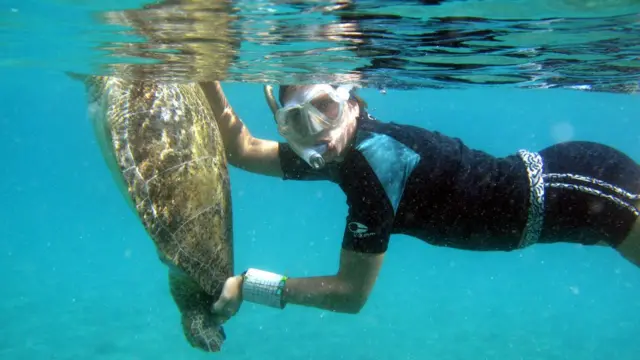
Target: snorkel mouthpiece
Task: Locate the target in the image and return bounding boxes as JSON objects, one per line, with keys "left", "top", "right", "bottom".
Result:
{"left": 298, "top": 144, "right": 327, "bottom": 169}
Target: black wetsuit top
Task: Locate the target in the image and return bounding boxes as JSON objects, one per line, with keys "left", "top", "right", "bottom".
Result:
{"left": 279, "top": 111, "right": 640, "bottom": 253}
{"left": 278, "top": 112, "right": 532, "bottom": 254}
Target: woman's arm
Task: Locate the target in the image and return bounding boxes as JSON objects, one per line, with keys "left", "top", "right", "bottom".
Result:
{"left": 212, "top": 249, "right": 385, "bottom": 322}
{"left": 198, "top": 81, "right": 283, "bottom": 177}
{"left": 282, "top": 249, "right": 385, "bottom": 313}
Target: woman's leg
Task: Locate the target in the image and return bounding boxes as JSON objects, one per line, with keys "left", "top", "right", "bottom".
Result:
{"left": 617, "top": 208, "right": 640, "bottom": 267}
{"left": 536, "top": 141, "right": 640, "bottom": 268}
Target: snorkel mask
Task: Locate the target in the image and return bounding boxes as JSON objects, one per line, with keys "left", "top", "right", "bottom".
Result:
{"left": 264, "top": 84, "right": 354, "bottom": 169}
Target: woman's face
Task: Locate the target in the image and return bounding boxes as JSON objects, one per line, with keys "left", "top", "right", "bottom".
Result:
{"left": 280, "top": 84, "right": 360, "bottom": 162}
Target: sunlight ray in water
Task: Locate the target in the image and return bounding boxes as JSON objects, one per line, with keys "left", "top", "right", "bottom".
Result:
{"left": 1, "top": 0, "right": 639, "bottom": 93}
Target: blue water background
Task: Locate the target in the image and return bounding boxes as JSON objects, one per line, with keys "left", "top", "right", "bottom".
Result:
{"left": 1, "top": 68, "right": 639, "bottom": 360}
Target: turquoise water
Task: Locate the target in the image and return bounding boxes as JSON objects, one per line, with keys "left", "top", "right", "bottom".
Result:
{"left": 2, "top": 69, "right": 640, "bottom": 359}
{"left": 2, "top": 0, "right": 640, "bottom": 359}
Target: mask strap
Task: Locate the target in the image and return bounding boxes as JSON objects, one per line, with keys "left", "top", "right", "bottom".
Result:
{"left": 335, "top": 84, "right": 354, "bottom": 101}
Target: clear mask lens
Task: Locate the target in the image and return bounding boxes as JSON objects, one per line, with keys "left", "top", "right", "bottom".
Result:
{"left": 276, "top": 85, "right": 352, "bottom": 140}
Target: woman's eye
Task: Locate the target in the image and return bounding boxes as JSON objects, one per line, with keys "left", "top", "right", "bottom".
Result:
{"left": 315, "top": 99, "right": 330, "bottom": 111}
{"left": 312, "top": 98, "right": 338, "bottom": 117}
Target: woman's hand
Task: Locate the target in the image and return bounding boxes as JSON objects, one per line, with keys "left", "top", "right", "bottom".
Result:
{"left": 211, "top": 275, "right": 244, "bottom": 324}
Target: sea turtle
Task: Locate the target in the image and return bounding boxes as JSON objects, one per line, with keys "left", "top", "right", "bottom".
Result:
{"left": 83, "top": 75, "right": 234, "bottom": 352}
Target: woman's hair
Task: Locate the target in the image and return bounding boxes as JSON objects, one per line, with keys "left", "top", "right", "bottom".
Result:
{"left": 278, "top": 84, "right": 368, "bottom": 110}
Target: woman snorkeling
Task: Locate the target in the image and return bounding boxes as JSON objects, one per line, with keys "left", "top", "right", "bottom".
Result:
{"left": 198, "top": 81, "right": 640, "bottom": 326}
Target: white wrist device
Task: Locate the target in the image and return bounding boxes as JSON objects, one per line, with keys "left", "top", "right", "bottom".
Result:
{"left": 241, "top": 268, "right": 288, "bottom": 309}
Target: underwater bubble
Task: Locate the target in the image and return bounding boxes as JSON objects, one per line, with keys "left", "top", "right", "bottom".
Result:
{"left": 551, "top": 121, "right": 575, "bottom": 142}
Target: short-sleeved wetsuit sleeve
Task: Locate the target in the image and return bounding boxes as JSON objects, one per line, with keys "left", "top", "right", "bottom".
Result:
{"left": 341, "top": 196, "right": 395, "bottom": 254}
{"left": 278, "top": 142, "right": 337, "bottom": 181}
{"left": 340, "top": 160, "right": 396, "bottom": 254}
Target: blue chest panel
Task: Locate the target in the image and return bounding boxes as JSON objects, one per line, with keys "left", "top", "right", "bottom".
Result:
{"left": 356, "top": 132, "right": 421, "bottom": 213}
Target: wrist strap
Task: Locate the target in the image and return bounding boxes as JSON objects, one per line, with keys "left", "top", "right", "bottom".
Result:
{"left": 242, "top": 268, "right": 288, "bottom": 309}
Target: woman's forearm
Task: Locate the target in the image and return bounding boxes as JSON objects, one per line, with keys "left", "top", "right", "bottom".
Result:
{"left": 282, "top": 275, "right": 366, "bottom": 314}
{"left": 199, "top": 81, "right": 245, "bottom": 158}
{"left": 198, "top": 81, "right": 283, "bottom": 177}
{"left": 199, "top": 81, "right": 227, "bottom": 117}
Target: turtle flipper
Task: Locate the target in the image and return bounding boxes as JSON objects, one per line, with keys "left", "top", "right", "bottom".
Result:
{"left": 168, "top": 270, "right": 225, "bottom": 352}
{"left": 181, "top": 311, "right": 226, "bottom": 352}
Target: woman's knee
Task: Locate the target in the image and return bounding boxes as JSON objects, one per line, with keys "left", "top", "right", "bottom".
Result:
{"left": 616, "top": 218, "right": 640, "bottom": 268}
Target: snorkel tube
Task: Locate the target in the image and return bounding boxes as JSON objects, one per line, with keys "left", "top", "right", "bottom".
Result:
{"left": 263, "top": 85, "right": 280, "bottom": 117}
{"left": 263, "top": 85, "right": 327, "bottom": 169}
